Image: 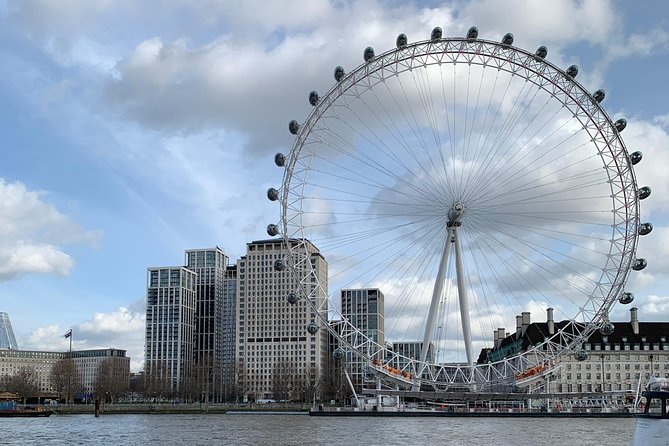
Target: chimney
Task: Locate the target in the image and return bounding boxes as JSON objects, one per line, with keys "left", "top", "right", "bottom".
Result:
{"left": 494, "top": 327, "right": 505, "bottom": 348}
{"left": 516, "top": 315, "right": 523, "bottom": 337}
{"left": 521, "top": 311, "right": 531, "bottom": 331}
{"left": 547, "top": 308, "right": 555, "bottom": 335}
{"left": 630, "top": 307, "right": 639, "bottom": 335}
{"left": 493, "top": 330, "right": 499, "bottom": 348}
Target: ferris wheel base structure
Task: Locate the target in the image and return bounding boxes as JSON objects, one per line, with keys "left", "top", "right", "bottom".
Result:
{"left": 269, "top": 25, "right": 653, "bottom": 394}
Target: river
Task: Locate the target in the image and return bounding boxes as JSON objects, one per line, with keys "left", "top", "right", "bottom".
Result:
{"left": 0, "top": 413, "right": 635, "bottom": 445}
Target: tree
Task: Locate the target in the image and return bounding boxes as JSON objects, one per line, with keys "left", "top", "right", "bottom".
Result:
{"left": 94, "top": 358, "right": 129, "bottom": 403}
{"left": 50, "top": 358, "right": 82, "bottom": 403}
{"left": 144, "top": 361, "right": 172, "bottom": 402}
{"left": 271, "top": 358, "right": 296, "bottom": 401}
{"left": 235, "top": 359, "right": 250, "bottom": 403}
{"left": 5, "top": 366, "right": 39, "bottom": 404}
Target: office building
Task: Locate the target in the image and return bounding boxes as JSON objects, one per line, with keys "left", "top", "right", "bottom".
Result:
{"left": 479, "top": 307, "right": 669, "bottom": 393}
{"left": 0, "top": 312, "right": 18, "bottom": 350}
{"left": 236, "top": 238, "right": 328, "bottom": 400}
{"left": 340, "top": 288, "right": 385, "bottom": 391}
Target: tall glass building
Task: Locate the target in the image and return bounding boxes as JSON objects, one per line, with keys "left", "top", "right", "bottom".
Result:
{"left": 0, "top": 312, "right": 18, "bottom": 350}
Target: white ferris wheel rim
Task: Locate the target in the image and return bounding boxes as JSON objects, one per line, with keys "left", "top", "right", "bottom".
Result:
{"left": 278, "top": 34, "right": 639, "bottom": 387}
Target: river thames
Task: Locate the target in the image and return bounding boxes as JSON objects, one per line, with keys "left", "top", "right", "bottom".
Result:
{"left": 0, "top": 413, "right": 636, "bottom": 445}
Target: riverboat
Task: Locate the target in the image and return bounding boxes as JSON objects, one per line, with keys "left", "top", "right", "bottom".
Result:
{"left": 630, "top": 377, "right": 669, "bottom": 445}
{"left": 0, "top": 402, "right": 53, "bottom": 417}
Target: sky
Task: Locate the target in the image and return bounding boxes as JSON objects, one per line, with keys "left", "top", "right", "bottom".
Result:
{"left": 0, "top": 0, "right": 668, "bottom": 372}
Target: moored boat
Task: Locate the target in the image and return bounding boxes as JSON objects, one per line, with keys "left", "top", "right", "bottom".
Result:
{"left": 630, "top": 377, "right": 669, "bottom": 445}
{"left": 0, "top": 401, "right": 53, "bottom": 417}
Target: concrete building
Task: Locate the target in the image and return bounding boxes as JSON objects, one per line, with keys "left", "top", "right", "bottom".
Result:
{"left": 145, "top": 266, "right": 197, "bottom": 393}
{"left": 340, "top": 288, "right": 385, "bottom": 391}
{"left": 69, "top": 348, "right": 130, "bottom": 396}
{"left": 0, "top": 349, "right": 61, "bottom": 393}
{"left": 478, "top": 307, "right": 669, "bottom": 394}
{"left": 0, "top": 348, "right": 130, "bottom": 398}
{"left": 0, "top": 312, "right": 18, "bottom": 350}
{"left": 185, "top": 248, "right": 229, "bottom": 401}
{"left": 236, "top": 238, "right": 328, "bottom": 400}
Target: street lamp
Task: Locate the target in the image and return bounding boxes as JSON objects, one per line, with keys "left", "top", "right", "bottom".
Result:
{"left": 600, "top": 354, "right": 605, "bottom": 393}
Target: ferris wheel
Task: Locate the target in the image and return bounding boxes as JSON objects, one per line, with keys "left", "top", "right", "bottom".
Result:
{"left": 267, "top": 26, "right": 652, "bottom": 390}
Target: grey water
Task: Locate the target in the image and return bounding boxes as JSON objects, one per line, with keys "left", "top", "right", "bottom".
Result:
{"left": 0, "top": 414, "right": 635, "bottom": 445}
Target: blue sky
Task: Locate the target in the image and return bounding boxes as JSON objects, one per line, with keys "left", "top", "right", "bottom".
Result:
{"left": 0, "top": 0, "right": 668, "bottom": 371}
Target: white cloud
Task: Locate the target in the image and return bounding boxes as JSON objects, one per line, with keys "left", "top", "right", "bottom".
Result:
{"left": 0, "top": 178, "right": 100, "bottom": 281}
{"left": 21, "top": 304, "right": 146, "bottom": 372}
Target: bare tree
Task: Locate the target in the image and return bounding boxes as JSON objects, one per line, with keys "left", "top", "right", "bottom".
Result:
{"left": 4, "top": 366, "right": 39, "bottom": 404}
{"left": 271, "top": 358, "right": 296, "bottom": 401}
{"left": 50, "top": 358, "right": 82, "bottom": 403}
{"left": 94, "top": 358, "right": 129, "bottom": 403}
{"left": 144, "top": 361, "right": 173, "bottom": 401}
{"left": 235, "top": 359, "right": 250, "bottom": 403}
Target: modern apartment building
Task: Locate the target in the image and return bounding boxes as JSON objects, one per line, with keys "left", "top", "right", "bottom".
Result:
{"left": 0, "top": 312, "right": 18, "bottom": 350}
{"left": 185, "top": 248, "right": 228, "bottom": 402}
{"left": 145, "top": 266, "right": 197, "bottom": 393}
{"left": 222, "top": 265, "right": 237, "bottom": 398}
{"left": 236, "top": 238, "right": 328, "bottom": 400}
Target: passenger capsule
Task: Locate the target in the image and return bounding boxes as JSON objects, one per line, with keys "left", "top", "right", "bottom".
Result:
{"left": 630, "top": 151, "right": 643, "bottom": 165}
{"left": 274, "top": 258, "right": 285, "bottom": 272}
{"left": 639, "top": 222, "right": 653, "bottom": 236}
{"left": 287, "top": 292, "right": 298, "bottom": 305}
{"left": 466, "top": 26, "right": 478, "bottom": 39}
{"left": 307, "top": 321, "right": 319, "bottom": 335}
{"left": 333, "top": 348, "right": 344, "bottom": 360}
{"left": 501, "top": 33, "right": 514, "bottom": 45}
{"left": 274, "top": 152, "right": 285, "bottom": 167}
{"left": 619, "top": 292, "right": 635, "bottom": 305}
{"left": 267, "top": 187, "right": 279, "bottom": 201}
{"left": 535, "top": 46, "right": 548, "bottom": 59}
{"left": 593, "top": 89, "right": 605, "bottom": 103}
{"left": 309, "top": 91, "right": 319, "bottom": 106}
{"left": 566, "top": 65, "right": 579, "bottom": 78}
{"left": 575, "top": 350, "right": 588, "bottom": 361}
{"left": 632, "top": 258, "right": 647, "bottom": 271}
{"left": 431, "top": 27, "right": 442, "bottom": 41}
{"left": 396, "top": 33, "right": 408, "bottom": 48}
{"left": 599, "top": 322, "right": 615, "bottom": 336}
{"left": 363, "top": 46, "right": 375, "bottom": 62}
{"left": 334, "top": 66, "right": 345, "bottom": 82}
{"left": 614, "top": 118, "right": 627, "bottom": 132}
{"left": 289, "top": 120, "right": 299, "bottom": 135}
{"left": 266, "top": 223, "right": 279, "bottom": 237}
{"left": 638, "top": 186, "right": 652, "bottom": 200}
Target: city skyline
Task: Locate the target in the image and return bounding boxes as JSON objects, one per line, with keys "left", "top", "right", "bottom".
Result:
{"left": 1, "top": 0, "right": 669, "bottom": 372}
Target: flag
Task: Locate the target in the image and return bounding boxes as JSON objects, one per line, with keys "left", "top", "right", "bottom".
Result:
{"left": 64, "top": 329, "right": 72, "bottom": 339}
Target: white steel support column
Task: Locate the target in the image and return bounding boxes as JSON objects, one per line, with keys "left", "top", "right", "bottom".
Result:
{"left": 419, "top": 230, "right": 452, "bottom": 368}
{"left": 453, "top": 226, "right": 473, "bottom": 366}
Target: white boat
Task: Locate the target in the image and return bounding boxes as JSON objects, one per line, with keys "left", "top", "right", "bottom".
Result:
{"left": 630, "top": 377, "right": 669, "bottom": 445}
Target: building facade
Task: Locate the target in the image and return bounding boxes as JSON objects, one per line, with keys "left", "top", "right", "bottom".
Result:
{"left": 145, "top": 266, "right": 197, "bottom": 394}
{"left": 0, "top": 348, "right": 130, "bottom": 398}
{"left": 479, "top": 307, "right": 669, "bottom": 394}
{"left": 340, "top": 288, "right": 385, "bottom": 391}
{"left": 236, "top": 239, "right": 328, "bottom": 400}
{"left": 185, "top": 248, "right": 229, "bottom": 402}
{"left": 69, "top": 348, "right": 130, "bottom": 395}
{"left": 0, "top": 312, "right": 18, "bottom": 350}
{"left": 222, "top": 265, "right": 238, "bottom": 399}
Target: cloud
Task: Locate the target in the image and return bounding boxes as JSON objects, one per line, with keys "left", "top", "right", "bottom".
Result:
{"left": 0, "top": 178, "right": 100, "bottom": 281}
{"left": 21, "top": 303, "right": 146, "bottom": 372}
